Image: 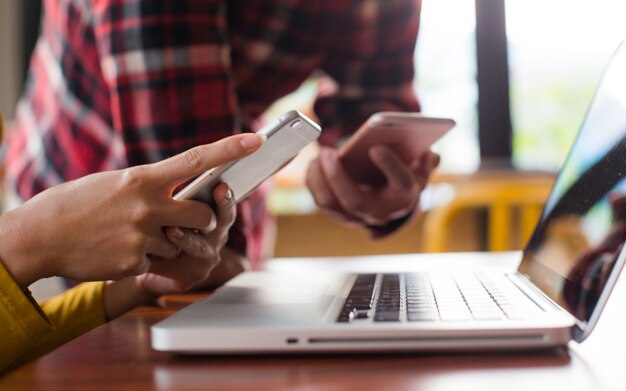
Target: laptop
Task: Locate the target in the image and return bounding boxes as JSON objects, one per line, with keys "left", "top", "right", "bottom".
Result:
{"left": 151, "top": 41, "right": 626, "bottom": 353}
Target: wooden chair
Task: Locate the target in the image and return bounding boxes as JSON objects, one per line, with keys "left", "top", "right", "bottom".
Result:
{"left": 423, "top": 172, "right": 555, "bottom": 252}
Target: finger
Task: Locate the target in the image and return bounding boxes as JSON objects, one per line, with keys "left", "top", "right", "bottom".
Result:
{"left": 165, "top": 227, "right": 217, "bottom": 260}
{"left": 126, "top": 255, "right": 152, "bottom": 276}
{"left": 140, "top": 270, "right": 208, "bottom": 294}
{"left": 160, "top": 198, "right": 217, "bottom": 232}
{"left": 318, "top": 148, "right": 369, "bottom": 215}
{"left": 148, "top": 133, "right": 266, "bottom": 186}
{"left": 138, "top": 273, "right": 185, "bottom": 294}
{"left": 368, "top": 145, "right": 415, "bottom": 191}
{"left": 145, "top": 237, "right": 180, "bottom": 260}
{"left": 212, "top": 183, "right": 237, "bottom": 231}
{"left": 428, "top": 151, "right": 441, "bottom": 171}
{"left": 413, "top": 151, "right": 439, "bottom": 174}
{"left": 305, "top": 157, "right": 345, "bottom": 215}
{"left": 413, "top": 151, "right": 440, "bottom": 190}
{"left": 423, "top": 151, "right": 441, "bottom": 181}
{"left": 421, "top": 151, "right": 441, "bottom": 173}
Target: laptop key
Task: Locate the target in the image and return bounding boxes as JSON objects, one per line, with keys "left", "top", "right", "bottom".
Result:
{"left": 439, "top": 311, "right": 472, "bottom": 321}
{"left": 344, "top": 298, "right": 374, "bottom": 310}
{"left": 407, "top": 312, "right": 438, "bottom": 321}
{"left": 373, "top": 274, "right": 402, "bottom": 322}
{"left": 354, "top": 310, "right": 370, "bottom": 319}
{"left": 374, "top": 311, "right": 400, "bottom": 322}
{"left": 337, "top": 274, "right": 378, "bottom": 322}
{"left": 471, "top": 311, "right": 505, "bottom": 320}
{"left": 337, "top": 309, "right": 356, "bottom": 323}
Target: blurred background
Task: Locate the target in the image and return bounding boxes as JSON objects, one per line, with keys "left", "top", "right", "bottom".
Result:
{"left": 2, "top": 0, "right": 626, "bottom": 259}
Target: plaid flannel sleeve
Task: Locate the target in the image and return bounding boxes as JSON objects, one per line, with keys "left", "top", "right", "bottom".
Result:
{"left": 91, "top": 1, "right": 239, "bottom": 166}
{"left": 314, "top": 0, "right": 422, "bottom": 147}
{"left": 314, "top": 0, "right": 422, "bottom": 236}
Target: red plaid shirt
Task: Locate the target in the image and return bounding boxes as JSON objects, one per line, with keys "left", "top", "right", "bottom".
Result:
{"left": 5, "top": 0, "right": 421, "bottom": 265}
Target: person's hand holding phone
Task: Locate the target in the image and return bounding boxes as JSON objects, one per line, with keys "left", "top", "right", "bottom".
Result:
{"left": 150, "top": 110, "right": 320, "bottom": 291}
{"left": 306, "top": 145, "right": 440, "bottom": 228}
{"left": 305, "top": 113, "right": 451, "bottom": 229}
{"left": 137, "top": 182, "right": 245, "bottom": 294}
{"left": 0, "top": 133, "right": 264, "bottom": 292}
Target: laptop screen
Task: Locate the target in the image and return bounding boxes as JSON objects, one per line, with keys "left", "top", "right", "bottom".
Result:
{"left": 519, "top": 41, "right": 626, "bottom": 329}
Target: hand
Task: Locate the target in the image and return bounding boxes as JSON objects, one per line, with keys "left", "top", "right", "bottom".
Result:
{"left": 136, "top": 183, "right": 246, "bottom": 295}
{"left": 306, "top": 145, "right": 439, "bottom": 227}
{"left": 0, "top": 133, "right": 265, "bottom": 289}
{"left": 103, "top": 246, "right": 251, "bottom": 320}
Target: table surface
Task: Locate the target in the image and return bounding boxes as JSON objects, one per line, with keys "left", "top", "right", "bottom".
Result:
{"left": 2, "top": 252, "right": 626, "bottom": 391}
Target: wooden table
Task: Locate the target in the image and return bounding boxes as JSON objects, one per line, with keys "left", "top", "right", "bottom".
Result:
{"left": 3, "top": 252, "right": 626, "bottom": 390}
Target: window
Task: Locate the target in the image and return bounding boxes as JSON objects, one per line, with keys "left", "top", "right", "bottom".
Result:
{"left": 415, "top": 0, "right": 478, "bottom": 173}
{"left": 507, "top": 0, "right": 626, "bottom": 171}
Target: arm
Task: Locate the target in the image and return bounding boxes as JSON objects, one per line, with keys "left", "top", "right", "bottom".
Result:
{"left": 0, "top": 259, "right": 53, "bottom": 372}
{"left": 307, "top": 1, "right": 433, "bottom": 233}
{"left": 1, "top": 280, "right": 107, "bottom": 372}
{"left": 0, "top": 134, "right": 263, "bottom": 290}
{"left": 0, "top": 134, "right": 264, "bottom": 371}
{"left": 314, "top": 0, "right": 422, "bottom": 146}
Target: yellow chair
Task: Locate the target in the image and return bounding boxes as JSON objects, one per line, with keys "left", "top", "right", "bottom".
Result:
{"left": 422, "top": 172, "right": 555, "bottom": 252}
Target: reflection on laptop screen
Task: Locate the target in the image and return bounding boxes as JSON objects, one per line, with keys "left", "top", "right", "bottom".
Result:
{"left": 519, "top": 42, "right": 626, "bottom": 325}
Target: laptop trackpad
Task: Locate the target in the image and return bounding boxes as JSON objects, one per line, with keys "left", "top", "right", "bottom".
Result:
{"left": 193, "top": 272, "right": 342, "bottom": 326}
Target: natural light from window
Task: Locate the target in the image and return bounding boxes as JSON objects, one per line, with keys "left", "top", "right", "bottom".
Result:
{"left": 507, "top": 0, "right": 626, "bottom": 171}
{"left": 415, "top": 0, "right": 478, "bottom": 174}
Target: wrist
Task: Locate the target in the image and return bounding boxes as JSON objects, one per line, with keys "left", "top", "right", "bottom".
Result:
{"left": 103, "top": 277, "right": 159, "bottom": 321}
{"left": 0, "top": 212, "right": 48, "bottom": 289}
{"left": 365, "top": 207, "right": 417, "bottom": 239}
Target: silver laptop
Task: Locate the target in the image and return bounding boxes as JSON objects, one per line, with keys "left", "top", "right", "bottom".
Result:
{"left": 151, "top": 41, "right": 626, "bottom": 353}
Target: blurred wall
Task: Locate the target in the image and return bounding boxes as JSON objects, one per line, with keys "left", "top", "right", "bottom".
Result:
{"left": 0, "top": 0, "right": 22, "bottom": 120}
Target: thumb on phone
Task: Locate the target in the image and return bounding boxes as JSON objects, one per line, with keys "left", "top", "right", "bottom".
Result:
{"left": 149, "top": 133, "right": 266, "bottom": 187}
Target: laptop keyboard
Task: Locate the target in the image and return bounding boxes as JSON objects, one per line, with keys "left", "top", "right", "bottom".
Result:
{"left": 337, "top": 273, "right": 527, "bottom": 323}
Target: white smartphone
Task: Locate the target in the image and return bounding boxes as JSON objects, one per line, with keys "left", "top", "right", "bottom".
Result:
{"left": 338, "top": 112, "right": 455, "bottom": 186}
{"left": 173, "top": 110, "right": 321, "bottom": 205}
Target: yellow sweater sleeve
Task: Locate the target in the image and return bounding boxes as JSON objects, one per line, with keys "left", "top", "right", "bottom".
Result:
{"left": 0, "top": 260, "right": 107, "bottom": 372}
{"left": 0, "top": 259, "right": 53, "bottom": 371}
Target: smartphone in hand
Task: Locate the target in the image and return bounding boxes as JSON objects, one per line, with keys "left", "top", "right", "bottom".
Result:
{"left": 338, "top": 112, "right": 455, "bottom": 187}
{"left": 174, "top": 110, "right": 321, "bottom": 205}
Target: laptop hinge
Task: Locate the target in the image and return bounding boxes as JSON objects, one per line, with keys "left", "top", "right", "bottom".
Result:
{"left": 507, "top": 272, "right": 567, "bottom": 313}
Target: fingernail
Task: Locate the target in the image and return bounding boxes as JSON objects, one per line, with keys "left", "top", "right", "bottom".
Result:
{"left": 223, "top": 188, "right": 234, "bottom": 203}
{"left": 322, "top": 148, "right": 333, "bottom": 162}
{"left": 173, "top": 228, "right": 185, "bottom": 240}
{"left": 320, "top": 149, "right": 336, "bottom": 173}
{"left": 240, "top": 134, "right": 266, "bottom": 152}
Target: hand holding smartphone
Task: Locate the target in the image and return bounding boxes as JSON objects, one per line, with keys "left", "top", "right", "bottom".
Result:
{"left": 174, "top": 111, "right": 321, "bottom": 205}
{"left": 338, "top": 112, "right": 455, "bottom": 187}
